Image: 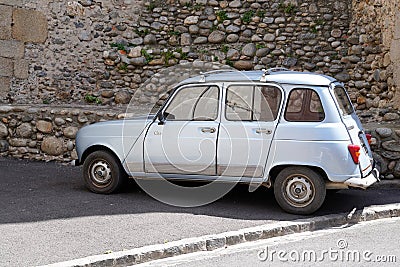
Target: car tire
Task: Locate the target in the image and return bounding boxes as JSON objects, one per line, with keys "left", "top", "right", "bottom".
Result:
{"left": 83, "top": 150, "right": 127, "bottom": 194}
{"left": 274, "top": 167, "right": 326, "bottom": 215}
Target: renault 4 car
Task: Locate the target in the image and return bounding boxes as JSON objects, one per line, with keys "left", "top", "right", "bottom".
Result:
{"left": 75, "top": 68, "right": 380, "bottom": 214}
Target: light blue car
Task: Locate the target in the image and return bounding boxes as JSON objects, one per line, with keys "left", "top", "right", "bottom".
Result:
{"left": 75, "top": 69, "right": 379, "bottom": 214}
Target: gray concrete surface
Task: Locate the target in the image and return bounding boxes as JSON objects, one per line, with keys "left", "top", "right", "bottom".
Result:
{"left": 141, "top": 217, "right": 400, "bottom": 267}
{"left": 1, "top": 157, "right": 400, "bottom": 266}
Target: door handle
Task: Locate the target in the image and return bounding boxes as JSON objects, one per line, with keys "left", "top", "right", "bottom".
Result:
{"left": 201, "top": 127, "right": 216, "bottom": 133}
{"left": 256, "top": 128, "right": 272, "bottom": 134}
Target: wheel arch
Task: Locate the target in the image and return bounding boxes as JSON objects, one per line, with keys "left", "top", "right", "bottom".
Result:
{"left": 79, "top": 145, "right": 124, "bottom": 169}
{"left": 268, "top": 164, "right": 329, "bottom": 183}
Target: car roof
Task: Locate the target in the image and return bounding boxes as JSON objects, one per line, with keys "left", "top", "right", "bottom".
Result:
{"left": 178, "top": 69, "right": 337, "bottom": 87}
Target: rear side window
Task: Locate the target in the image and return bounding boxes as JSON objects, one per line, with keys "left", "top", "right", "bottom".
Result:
{"left": 333, "top": 86, "right": 354, "bottom": 116}
{"left": 225, "top": 85, "right": 282, "bottom": 121}
{"left": 285, "top": 89, "right": 325, "bottom": 122}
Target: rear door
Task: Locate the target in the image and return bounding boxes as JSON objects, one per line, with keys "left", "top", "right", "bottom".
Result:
{"left": 217, "top": 83, "right": 283, "bottom": 178}
{"left": 331, "top": 84, "right": 373, "bottom": 177}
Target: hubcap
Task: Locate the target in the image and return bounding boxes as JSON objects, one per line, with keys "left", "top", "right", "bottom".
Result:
{"left": 90, "top": 160, "right": 112, "bottom": 186}
{"left": 284, "top": 176, "right": 314, "bottom": 207}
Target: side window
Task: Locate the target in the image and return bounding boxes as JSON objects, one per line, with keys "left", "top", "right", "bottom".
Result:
{"left": 333, "top": 86, "right": 354, "bottom": 116}
{"left": 255, "top": 85, "right": 282, "bottom": 121}
{"left": 226, "top": 85, "right": 253, "bottom": 121}
{"left": 285, "top": 89, "right": 325, "bottom": 122}
{"left": 226, "top": 85, "right": 282, "bottom": 121}
{"left": 164, "top": 85, "right": 219, "bottom": 121}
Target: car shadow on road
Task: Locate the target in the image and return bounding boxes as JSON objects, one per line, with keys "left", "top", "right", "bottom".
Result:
{"left": 1, "top": 158, "right": 399, "bottom": 224}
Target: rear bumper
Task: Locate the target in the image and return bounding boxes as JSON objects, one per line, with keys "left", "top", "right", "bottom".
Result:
{"left": 344, "top": 167, "right": 380, "bottom": 189}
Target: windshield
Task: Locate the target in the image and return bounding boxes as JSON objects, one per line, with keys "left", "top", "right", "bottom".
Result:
{"left": 333, "top": 86, "right": 354, "bottom": 116}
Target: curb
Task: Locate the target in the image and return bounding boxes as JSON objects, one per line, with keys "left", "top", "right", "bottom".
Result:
{"left": 42, "top": 203, "right": 400, "bottom": 267}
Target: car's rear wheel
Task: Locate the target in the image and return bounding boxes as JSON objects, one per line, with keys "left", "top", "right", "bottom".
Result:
{"left": 83, "top": 150, "right": 126, "bottom": 194}
{"left": 273, "top": 167, "right": 326, "bottom": 215}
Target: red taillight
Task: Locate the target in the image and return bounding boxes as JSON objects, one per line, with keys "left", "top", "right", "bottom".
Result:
{"left": 365, "top": 134, "right": 372, "bottom": 145}
{"left": 348, "top": 144, "right": 361, "bottom": 164}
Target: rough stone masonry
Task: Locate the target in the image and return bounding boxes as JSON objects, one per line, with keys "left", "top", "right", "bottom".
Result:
{"left": 0, "top": 0, "right": 400, "bottom": 179}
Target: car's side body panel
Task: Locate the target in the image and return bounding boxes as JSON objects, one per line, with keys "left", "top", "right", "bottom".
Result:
{"left": 144, "top": 120, "right": 220, "bottom": 175}
{"left": 269, "top": 140, "right": 359, "bottom": 182}
{"left": 266, "top": 84, "right": 357, "bottom": 183}
{"left": 76, "top": 119, "right": 151, "bottom": 170}
{"left": 123, "top": 128, "right": 147, "bottom": 173}
{"left": 142, "top": 83, "right": 221, "bottom": 176}
{"left": 217, "top": 82, "right": 284, "bottom": 178}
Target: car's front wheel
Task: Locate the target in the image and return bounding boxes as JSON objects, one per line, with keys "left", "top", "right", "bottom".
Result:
{"left": 83, "top": 150, "right": 127, "bottom": 194}
{"left": 273, "top": 167, "right": 326, "bottom": 215}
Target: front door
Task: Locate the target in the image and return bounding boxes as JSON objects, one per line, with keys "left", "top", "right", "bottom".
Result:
{"left": 144, "top": 84, "right": 220, "bottom": 176}
{"left": 217, "top": 84, "right": 283, "bottom": 177}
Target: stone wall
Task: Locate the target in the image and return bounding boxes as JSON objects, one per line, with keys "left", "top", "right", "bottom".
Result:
{"left": 0, "top": 0, "right": 48, "bottom": 98}
{"left": 349, "top": 0, "right": 400, "bottom": 121}
{"left": 0, "top": 0, "right": 399, "bottom": 116}
{"left": 101, "top": 0, "right": 353, "bottom": 106}
{"left": 0, "top": 104, "right": 127, "bottom": 162}
{"left": 0, "top": 0, "right": 357, "bottom": 104}
{"left": 0, "top": 0, "right": 400, "bottom": 179}
{"left": 0, "top": 105, "right": 400, "bottom": 180}
{"left": 367, "top": 124, "right": 400, "bottom": 180}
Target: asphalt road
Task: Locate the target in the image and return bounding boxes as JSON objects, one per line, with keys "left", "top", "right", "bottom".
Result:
{"left": 0, "top": 157, "right": 400, "bottom": 266}
{"left": 143, "top": 217, "right": 400, "bottom": 267}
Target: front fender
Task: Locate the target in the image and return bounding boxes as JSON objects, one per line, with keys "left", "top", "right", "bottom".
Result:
{"left": 75, "top": 119, "right": 151, "bottom": 167}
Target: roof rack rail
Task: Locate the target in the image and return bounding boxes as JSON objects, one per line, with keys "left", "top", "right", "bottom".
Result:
{"left": 199, "top": 69, "right": 234, "bottom": 82}
{"left": 260, "top": 67, "right": 290, "bottom": 82}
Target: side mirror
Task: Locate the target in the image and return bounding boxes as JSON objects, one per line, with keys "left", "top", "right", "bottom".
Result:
{"left": 157, "top": 112, "right": 165, "bottom": 125}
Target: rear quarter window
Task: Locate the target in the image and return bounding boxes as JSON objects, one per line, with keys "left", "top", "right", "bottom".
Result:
{"left": 333, "top": 86, "right": 354, "bottom": 116}
{"left": 285, "top": 89, "right": 325, "bottom": 122}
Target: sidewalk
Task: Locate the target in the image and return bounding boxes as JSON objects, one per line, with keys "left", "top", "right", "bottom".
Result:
{"left": 43, "top": 179, "right": 400, "bottom": 267}
{"left": 44, "top": 202, "right": 400, "bottom": 267}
